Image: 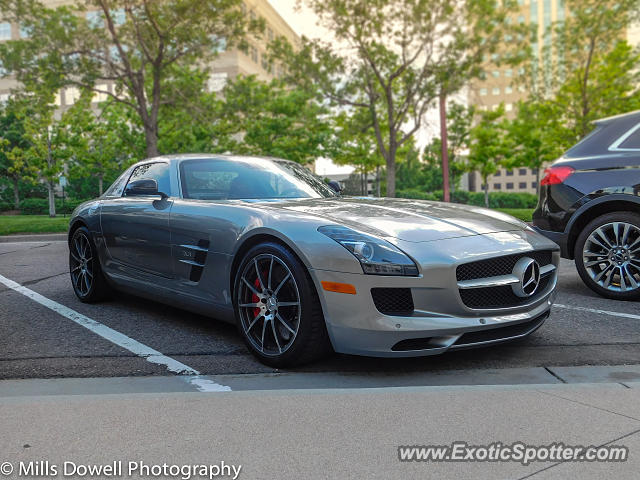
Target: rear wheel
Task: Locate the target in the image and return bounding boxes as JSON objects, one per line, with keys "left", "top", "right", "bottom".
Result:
{"left": 233, "top": 242, "right": 331, "bottom": 367}
{"left": 575, "top": 212, "right": 640, "bottom": 300}
{"left": 69, "top": 226, "right": 111, "bottom": 302}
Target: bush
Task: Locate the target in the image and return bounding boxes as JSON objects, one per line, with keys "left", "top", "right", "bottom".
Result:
{"left": 18, "top": 198, "right": 48, "bottom": 215}
{"left": 396, "top": 189, "right": 440, "bottom": 201}
{"left": 19, "top": 197, "right": 87, "bottom": 215}
{"left": 0, "top": 201, "right": 15, "bottom": 212}
{"left": 396, "top": 189, "right": 538, "bottom": 209}
{"left": 487, "top": 192, "right": 538, "bottom": 209}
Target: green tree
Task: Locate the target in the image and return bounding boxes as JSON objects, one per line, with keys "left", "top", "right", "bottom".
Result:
{"left": 504, "top": 100, "right": 564, "bottom": 191}
{"left": 523, "top": 0, "right": 640, "bottom": 143}
{"left": 219, "top": 76, "right": 334, "bottom": 165}
{"left": 467, "top": 106, "right": 510, "bottom": 208}
{"left": 332, "top": 109, "right": 385, "bottom": 196}
{"left": 64, "top": 94, "right": 144, "bottom": 196}
{"left": 271, "top": 0, "right": 518, "bottom": 197}
{"left": 156, "top": 66, "right": 229, "bottom": 155}
{"left": 396, "top": 140, "right": 444, "bottom": 194}
{"left": 18, "top": 95, "right": 69, "bottom": 217}
{"left": 424, "top": 102, "right": 474, "bottom": 193}
{"left": 0, "top": 0, "right": 256, "bottom": 157}
{"left": 554, "top": 41, "right": 640, "bottom": 144}
{"left": 0, "top": 101, "right": 32, "bottom": 209}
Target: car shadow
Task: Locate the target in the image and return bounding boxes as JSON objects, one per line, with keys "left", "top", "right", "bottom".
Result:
{"left": 99, "top": 292, "right": 559, "bottom": 376}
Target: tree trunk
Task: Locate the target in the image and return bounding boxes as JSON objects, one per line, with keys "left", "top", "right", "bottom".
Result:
{"left": 12, "top": 176, "right": 19, "bottom": 210}
{"left": 483, "top": 177, "right": 489, "bottom": 208}
{"left": 45, "top": 134, "right": 56, "bottom": 217}
{"left": 385, "top": 154, "right": 396, "bottom": 198}
{"left": 439, "top": 94, "right": 450, "bottom": 202}
{"left": 144, "top": 124, "right": 159, "bottom": 158}
{"left": 375, "top": 165, "right": 380, "bottom": 197}
{"left": 47, "top": 182, "right": 56, "bottom": 218}
{"left": 98, "top": 175, "right": 104, "bottom": 196}
{"left": 536, "top": 168, "right": 541, "bottom": 195}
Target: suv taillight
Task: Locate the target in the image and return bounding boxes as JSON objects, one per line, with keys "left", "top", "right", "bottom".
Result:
{"left": 540, "top": 166, "right": 575, "bottom": 186}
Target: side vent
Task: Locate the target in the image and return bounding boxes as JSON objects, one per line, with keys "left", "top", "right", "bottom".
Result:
{"left": 179, "top": 239, "right": 210, "bottom": 282}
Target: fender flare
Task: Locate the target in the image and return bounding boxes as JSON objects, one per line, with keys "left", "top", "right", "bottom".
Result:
{"left": 565, "top": 193, "right": 640, "bottom": 236}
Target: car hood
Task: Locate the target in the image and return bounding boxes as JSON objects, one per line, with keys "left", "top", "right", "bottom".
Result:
{"left": 268, "top": 197, "right": 527, "bottom": 242}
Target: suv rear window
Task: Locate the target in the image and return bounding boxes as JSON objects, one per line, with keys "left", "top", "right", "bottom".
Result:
{"left": 617, "top": 125, "right": 640, "bottom": 150}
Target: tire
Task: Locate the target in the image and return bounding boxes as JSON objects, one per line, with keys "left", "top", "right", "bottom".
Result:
{"left": 69, "top": 226, "right": 112, "bottom": 303}
{"left": 575, "top": 211, "right": 640, "bottom": 300}
{"left": 233, "top": 242, "right": 332, "bottom": 367}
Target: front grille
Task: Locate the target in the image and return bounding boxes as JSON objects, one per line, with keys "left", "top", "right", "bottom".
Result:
{"left": 371, "top": 288, "right": 414, "bottom": 316}
{"left": 459, "top": 276, "right": 551, "bottom": 309}
{"left": 456, "top": 251, "right": 553, "bottom": 281}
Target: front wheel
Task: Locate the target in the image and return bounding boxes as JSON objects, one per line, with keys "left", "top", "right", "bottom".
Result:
{"left": 233, "top": 242, "right": 331, "bottom": 367}
{"left": 575, "top": 212, "right": 640, "bottom": 300}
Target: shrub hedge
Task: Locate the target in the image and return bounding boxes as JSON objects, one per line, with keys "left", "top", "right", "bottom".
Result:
{"left": 0, "top": 202, "right": 15, "bottom": 212}
{"left": 2, "top": 190, "right": 538, "bottom": 214}
{"left": 17, "top": 198, "right": 86, "bottom": 215}
{"left": 397, "top": 189, "right": 538, "bottom": 209}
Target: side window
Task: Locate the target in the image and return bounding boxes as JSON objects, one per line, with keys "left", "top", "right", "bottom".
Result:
{"left": 181, "top": 161, "right": 239, "bottom": 199}
{"left": 618, "top": 127, "right": 640, "bottom": 150}
{"left": 126, "top": 162, "right": 171, "bottom": 195}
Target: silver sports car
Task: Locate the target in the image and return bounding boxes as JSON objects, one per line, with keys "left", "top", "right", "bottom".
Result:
{"left": 68, "top": 154, "right": 559, "bottom": 366}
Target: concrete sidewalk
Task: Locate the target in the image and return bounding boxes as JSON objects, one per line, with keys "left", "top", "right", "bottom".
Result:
{"left": 0, "top": 381, "right": 639, "bottom": 479}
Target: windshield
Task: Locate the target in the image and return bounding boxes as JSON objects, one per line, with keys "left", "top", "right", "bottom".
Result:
{"left": 179, "top": 157, "right": 337, "bottom": 200}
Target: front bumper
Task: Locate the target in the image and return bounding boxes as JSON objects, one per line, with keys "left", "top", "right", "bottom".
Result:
{"left": 311, "top": 268, "right": 555, "bottom": 357}
{"left": 309, "top": 232, "right": 559, "bottom": 358}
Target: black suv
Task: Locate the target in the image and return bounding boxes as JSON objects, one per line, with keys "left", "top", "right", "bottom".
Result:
{"left": 533, "top": 110, "right": 640, "bottom": 300}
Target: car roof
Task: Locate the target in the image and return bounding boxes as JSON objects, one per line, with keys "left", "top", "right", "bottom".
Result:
{"left": 142, "top": 154, "right": 298, "bottom": 165}
{"left": 594, "top": 109, "right": 640, "bottom": 126}
{"left": 565, "top": 111, "right": 640, "bottom": 158}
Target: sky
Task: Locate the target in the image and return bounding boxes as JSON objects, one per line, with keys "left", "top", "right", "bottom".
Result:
{"left": 268, "top": 1, "right": 328, "bottom": 40}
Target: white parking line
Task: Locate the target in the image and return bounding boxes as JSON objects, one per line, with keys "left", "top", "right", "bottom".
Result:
{"left": 555, "top": 303, "right": 640, "bottom": 321}
{"left": 0, "top": 273, "right": 231, "bottom": 392}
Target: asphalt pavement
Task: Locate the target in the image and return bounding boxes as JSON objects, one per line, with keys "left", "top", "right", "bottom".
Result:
{"left": 0, "top": 239, "right": 639, "bottom": 381}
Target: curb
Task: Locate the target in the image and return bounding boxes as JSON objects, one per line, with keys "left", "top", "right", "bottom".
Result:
{"left": 0, "top": 233, "right": 67, "bottom": 243}
{"left": 1, "top": 364, "right": 639, "bottom": 397}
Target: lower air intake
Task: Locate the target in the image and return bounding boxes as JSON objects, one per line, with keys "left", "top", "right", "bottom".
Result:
{"left": 371, "top": 288, "right": 414, "bottom": 316}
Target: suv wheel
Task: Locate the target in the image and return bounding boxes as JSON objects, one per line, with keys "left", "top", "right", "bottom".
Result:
{"left": 575, "top": 212, "right": 640, "bottom": 300}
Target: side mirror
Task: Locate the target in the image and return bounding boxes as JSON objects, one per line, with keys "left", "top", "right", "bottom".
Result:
{"left": 125, "top": 178, "right": 168, "bottom": 198}
{"left": 328, "top": 180, "right": 343, "bottom": 194}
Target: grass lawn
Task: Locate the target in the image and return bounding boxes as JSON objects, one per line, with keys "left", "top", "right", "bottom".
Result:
{"left": 0, "top": 215, "right": 69, "bottom": 236}
{"left": 494, "top": 208, "right": 534, "bottom": 222}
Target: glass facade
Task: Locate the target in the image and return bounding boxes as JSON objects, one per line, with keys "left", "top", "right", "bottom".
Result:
{"left": 557, "top": 0, "right": 565, "bottom": 22}
{"left": 530, "top": 0, "right": 538, "bottom": 24}
{"left": 0, "top": 23, "right": 11, "bottom": 40}
{"left": 543, "top": 0, "right": 552, "bottom": 28}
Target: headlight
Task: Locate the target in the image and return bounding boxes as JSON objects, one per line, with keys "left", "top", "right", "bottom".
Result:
{"left": 318, "top": 225, "right": 418, "bottom": 276}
